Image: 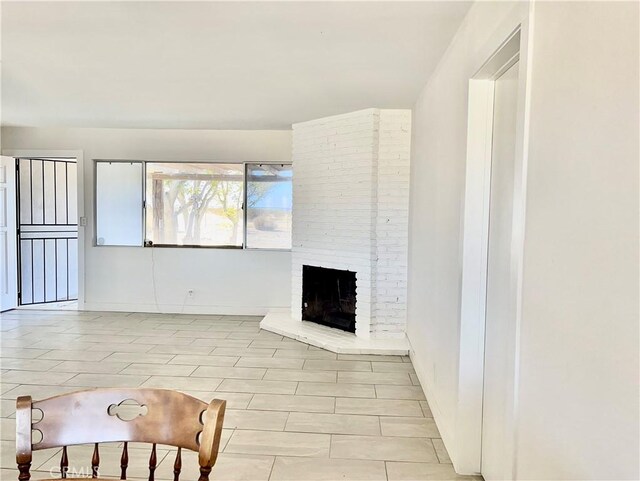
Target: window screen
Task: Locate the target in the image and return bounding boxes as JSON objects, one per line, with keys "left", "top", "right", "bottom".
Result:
{"left": 95, "top": 162, "right": 143, "bottom": 246}
{"left": 246, "top": 164, "right": 292, "bottom": 249}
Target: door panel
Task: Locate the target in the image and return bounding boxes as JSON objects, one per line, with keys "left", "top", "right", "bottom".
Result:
{"left": 481, "top": 61, "right": 519, "bottom": 480}
{"left": 17, "top": 158, "right": 78, "bottom": 305}
{"left": 0, "top": 156, "right": 18, "bottom": 311}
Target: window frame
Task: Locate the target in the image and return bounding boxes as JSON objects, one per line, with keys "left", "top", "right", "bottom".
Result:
{"left": 93, "top": 159, "right": 292, "bottom": 251}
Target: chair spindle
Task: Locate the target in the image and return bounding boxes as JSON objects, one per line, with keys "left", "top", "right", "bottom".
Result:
{"left": 199, "top": 465, "right": 212, "bottom": 481}
{"left": 17, "top": 461, "right": 31, "bottom": 481}
{"left": 148, "top": 443, "right": 157, "bottom": 481}
{"left": 173, "top": 447, "right": 182, "bottom": 481}
{"left": 60, "top": 446, "right": 68, "bottom": 478}
{"left": 120, "top": 441, "right": 129, "bottom": 480}
{"left": 91, "top": 443, "right": 100, "bottom": 478}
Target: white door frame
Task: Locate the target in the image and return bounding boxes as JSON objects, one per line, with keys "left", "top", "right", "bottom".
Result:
{"left": 2, "top": 149, "right": 85, "bottom": 310}
{"left": 1, "top": 156, "right": 18, "bottom": 311}
{"left": 455, "top": 12, "right": 533, "bottom": 477}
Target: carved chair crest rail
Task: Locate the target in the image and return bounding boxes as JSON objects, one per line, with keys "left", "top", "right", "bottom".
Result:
{"left": 15, "top": 388, "right": 226, "bottom": 481}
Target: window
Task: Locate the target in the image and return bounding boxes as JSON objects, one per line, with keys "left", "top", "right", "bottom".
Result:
{"left": 246, "top": 164, "right": 292, "bottom": 249}
{"left": 94, "top": 160, "right": 291, "bottom": 249}
{"left": 95, "top": 161, "right": 143, "bottom": 246}
{"left": 145, "top": 163, "right": 244, "bottom": 247}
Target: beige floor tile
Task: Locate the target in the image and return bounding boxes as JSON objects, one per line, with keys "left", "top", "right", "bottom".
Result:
{"left": 141, "top": 375, "right": 222, "bottom": 391}
{"left": 1, "top": 440, "right": 59, "bottom": 472}
{"left": 217, "top": 379, "right": 297, "bottom": 395}
{"left": 1, "top": 418, "right": 15, "bottom": 440}
{"left": 50, "top": 360, "right": 131, "bottom": 374}
{"left": 335, "top": 398, "right": 423, "bottom": 417}
{"left": 0, "top": 400, "right": 16, "bottom": 418}
{"left": 248, "top": 394, "right": 334, "bottom": 413}
{"left": 191, "top": 366, "right": 266, "bottom": 380}
{"left": 432, "top": 438, "right": 452, "bottom": 463}
{"left": 0, "top": 348, "right": 50, "bottom": 359}
{"left": 386, "top": 461, "right": 482, "bottom": 481}
{"left": 120, "top": 363, "right": 197, "bottom": 376}
{"left": 75, "top": 334, "right": 139, "bottom": 344}
{"left": 19, "top": 333, "right": 80, "bottom": 344}
{"left": 65, "top": 373, "right": 149, "bottom": 388}
{"left": 134, "top": 336, "right": 194, "bottom": 346}
{"left": 420, "top": 400, "right": 434, "bottom": 417}
{"left": 104, "top": 352, "right": 176, "bottom": 364}
{"left": 39, "top": 349, "right": 112, "bottom": 362}
{"left": 371, "top": 362, "right": 416, "bottom": 373}
{"left": 0, "top": 384, "right": 80, "bottom": 400}
{"left": 209, "top": 392, "right": 255, "bottom": 409}
{"left": 303, "top": 360, "right": 372, "bottom": 372}
{"left": 0, "top": 339, "right": 34, "bottom": 349}
{"left": 191, "top": 339, "right": 252, "bottom": 348}
{"left": 410, "top": 373, "right": 421, "bottom": 386}
{"left": 152, "top": 451, "right": 275, "bottom": 481}
{"left": 1, "top": 370, "right": 76, "bottom": 385}
{"left": 380, "top": 417, "right": 440, "bottom": 438}
{"left": 169, "top": 354, "right": 239, "bottom": 366}
{"left": 338, "top": 371, "right": 412, "bottom": 385}
{"left": 0, "top": 310, "right": 429, "bottom": 481}
{"left": 273, "top": 349, "right": 337, "bottom": 360}
{"left": 211, "top": 348, "right": 276, "bottom": 357}
{"left": 227, "top": 331, "right": 283, "bottom": 340}
{"left": 285, "top": 412, "right": 380, "bottom": 435}
{"left": 173, "top": 330, "right": 233, "bottom": 339}
{"left": 249, "top": 340, "right": 310, "bottom": 351}
{"left": 0, "top": 384, "right": 18, "bottom": 395}
{"left": 0, "top": 468, "right": 17, "bottom": 479}
{"left": 296, "top": 382, "right": 375, "bottom": 398}
{"left": 271, "top": 456, "right": 387, "bottom": 481}
{"left": 235, "top": 357, "right": 304, "bottom": 369}
{"left": 149, "top": 345, "right": 214, "bottom": 355}
{"left": 224, "top": 409, "right": 288, "bottom": 431}
{"left": 263, "top": 369, "right": 337, "bottom": 383}
{"left": 331, "top": 435, "right": 438, "bottom": 463}
{"left": 375, "top": 385, "right": 426, "bottom": 400}
{"left": 225, "top": 430, "right": 330, "bottom": 457}
{"left": 56, "top": 341, "right": 154, "bottom": 353}
{"left": 0, "top": 358, "right": 61, "bottom": 371}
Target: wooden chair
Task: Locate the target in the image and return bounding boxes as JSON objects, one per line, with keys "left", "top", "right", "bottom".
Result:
{"left": 15, "top": 388, "right": 226, "bottom": 481}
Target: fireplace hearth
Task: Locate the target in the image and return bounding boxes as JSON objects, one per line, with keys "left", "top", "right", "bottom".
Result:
{"left": 302, "top": 265, "right": 356, "bottom": 333}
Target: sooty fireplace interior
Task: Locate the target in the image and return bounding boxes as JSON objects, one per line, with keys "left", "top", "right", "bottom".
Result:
{"left": 302, "top": 265, "right": 356, "bottom": 333}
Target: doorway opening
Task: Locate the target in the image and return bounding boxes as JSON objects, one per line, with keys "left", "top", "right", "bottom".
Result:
{"left": 458, "top": 26, "right": 529, "bottom": 478}
{"left": 15, "top": 157, "right": 79, "bottom": 309}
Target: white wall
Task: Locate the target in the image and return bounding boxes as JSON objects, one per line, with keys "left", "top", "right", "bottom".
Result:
{"left": 515, "top": 2, "right": 639, "bottom": 479}
{"left": 408, "top": 1, "right": 639, "bottom": 479}
{"left": 2, "top": 127, "right": 292, "bottom": 314}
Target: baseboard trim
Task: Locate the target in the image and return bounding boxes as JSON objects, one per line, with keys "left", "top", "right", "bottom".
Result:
{"left": 81, "top": 302, "right": 286, "bottom": 316}
{"left": 407, "top": 336, "right": 465, "bottom": 474}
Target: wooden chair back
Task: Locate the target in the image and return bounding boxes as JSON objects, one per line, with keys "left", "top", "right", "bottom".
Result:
{"left": 16, "top": 388, "right": 226, "bottom": 481}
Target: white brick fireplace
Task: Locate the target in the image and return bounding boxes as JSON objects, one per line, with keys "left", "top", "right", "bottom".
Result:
{"left": 261, "top": 108, "right": 411, "bottom": 354}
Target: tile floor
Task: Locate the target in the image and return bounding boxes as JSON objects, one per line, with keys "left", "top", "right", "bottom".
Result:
{"left": 0, "top": 309, "right": 480, "bottom": 481}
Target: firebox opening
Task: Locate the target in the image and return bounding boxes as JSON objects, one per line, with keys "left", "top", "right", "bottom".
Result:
{"left": 301, "top": 265, "right": 356, "bottom": 333}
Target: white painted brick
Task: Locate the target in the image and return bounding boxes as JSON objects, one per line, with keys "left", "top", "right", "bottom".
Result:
{"left": 291, "top": 108, "right": 411, "bottom": 339}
